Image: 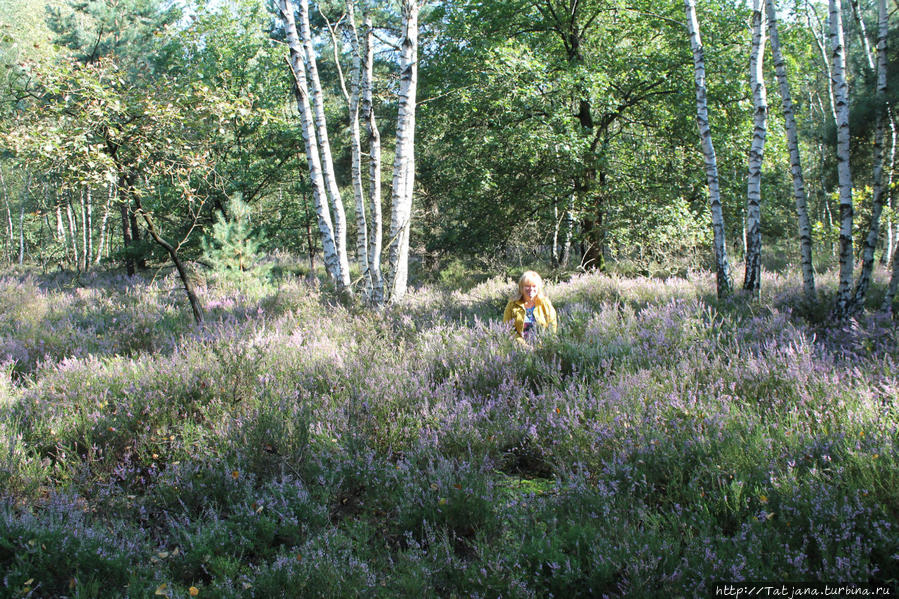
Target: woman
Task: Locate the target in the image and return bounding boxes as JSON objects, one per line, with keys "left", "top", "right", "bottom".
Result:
{"left": 503, "top": 270, "right": 557, "bottom": 344}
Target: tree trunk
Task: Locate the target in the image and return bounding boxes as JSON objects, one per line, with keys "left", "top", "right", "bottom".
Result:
{"left": 387, "top": 0, "right": 419, "bottom": 302}
{"left": 18, "top": 203, "right": 25, "bottom": 266}
{"left": 807, "top": 2, "right": 839, "bottom": 126}
{"left": 768, "top": 0, "right": 815, "bottom": 298}
{"left": 829, "top": 0, "right": 855, "bottom": 318}
{"left": 95, "top": 181, "right": 113, "bottom": 264}
{"left": 66, "top": 199, "right": 78, "bottom": 270}
{"left": 129, "top": 210, "right": 146, "bottom": 270}
{"left": 560, "top": 193, "right": 573, "bottom": 268}
{"left": 4, "top": 199, "right": 11, "bottom": 266}
{"left": 849, "top": 0, "right": 875, "bottom": 70}
{"left": 119, "top": 198, "right": 134, "bottom": 276}
{"left": 744, "top": 0, "right": 767, "bottom": 297}
{"left": 278, "top": 0, "right": 345, "bottom": 289}
{"left": 301, "top": 185, "right": 316, "bottom": 273}
{"left": 0, "top": 165, "right": 9, "bottom": 266}
{"left": 855, "top": 0, "right": 889, "bottom": 310}
{"left": 552, "top": 199, "right": 560, "bottom": 267}
{"left": 884, "top": 120, "right": 897, "bottom": 265}
{"left": 86, "top": 187, "right": 93, "bottom": 268}
{"left": 297, "top": 0, "right": 352, "bottom": 292}
{"left": 134, "top": 199, "right": 204, "bottom": 324}
{"left": 338, "top": 0, "right": 370, "bottom": 293}
{"left": 362, "top": 9, "right": 384, "bottom": 305}
{"left": 685, "top": 0, "right": 733, "bottom": 297}
{"left": 80, "top": 189, "right": 88, "bottom": 271}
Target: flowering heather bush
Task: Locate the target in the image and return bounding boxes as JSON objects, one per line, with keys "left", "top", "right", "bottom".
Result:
{"left": 0, "top": 266, "right": 898, "bottom": 597}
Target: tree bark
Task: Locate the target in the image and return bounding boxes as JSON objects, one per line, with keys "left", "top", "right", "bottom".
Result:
{"left": 133, "top": 198, "right": 204, "bottom": 324}
{"left": 552, "top": 199, "right": 560, "bottom": 267}
{"left": 387, "top": 0, "right": 419, "bottom": 302}
{"left": 297, "top": 0, "right": 352, "bottom": 292}
{"left": 768, "top": 0, "right": 815, "bottom": 298}
{"left": 685, "top": 0, "right": 733, "bottom": 297}
{"left": 849, "top": 0, "right": 875, "bottom": 70}
{"left": 66, "top": 199, "right": 78, "bottom": 270}
{"left": 279, "top": 0, "right": 345, "bottom": 289}
{"left": 336, "top": 0, "right": 371, "bottom": 293}
{"left": 362, "top": 9, "right": 384, "bottom": 305}
{"left": 80, "top": 189, "right": 88, "bottom": 271}
{"left": 829, "top": 0, "right": 855, "bottom": 318}
{"left": 744, "top": 0, "right": 767, "bottom": 297}
{"left": 0, "top": 166, "right": 11, "bottom": 266}
{"left": 4, "top": 200, "right": 10, "bottom": 266}
{"left": 119, "top": 198, "right": 134, "bottom": 276}
{"left": 86, "top": 187, "right": 93, "bottom": 268}
{"left": 855, "top": 0, "right": 889, "bottom": 310}
{"left": 18, "top": 203, "right": 25, "bottom": 266}
{"left": 807, "top": 2, "right": 838, "bottom": 126}
{"left": 560, "top": 193, "right": 573, "bottom": 267}
{"left": 884, "top": 121, "right": 897, "bottom": 265}
{"left": 95, "top": 181, "right": 113, "bottom": 264}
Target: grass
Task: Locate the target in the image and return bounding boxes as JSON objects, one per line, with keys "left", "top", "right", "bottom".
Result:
{"left": 0, "top": 264, "right": 898, "bottom": 597}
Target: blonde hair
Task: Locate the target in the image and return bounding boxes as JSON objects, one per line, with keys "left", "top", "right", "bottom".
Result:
{"left": 516, "top": 270, "right": 546, "bottom": 301}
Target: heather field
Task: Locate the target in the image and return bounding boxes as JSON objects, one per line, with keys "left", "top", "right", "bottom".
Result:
{"left": 1, "top": 268, "right": 898, "bottom": 598}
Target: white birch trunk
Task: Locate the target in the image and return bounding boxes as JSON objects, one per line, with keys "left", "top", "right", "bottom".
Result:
{"left": 343, "top": 0, "right": 370, "bottom": 292}
{"left": 807, "top": 2, "right": 839, "bottom": 126}
{"left": 279, "top": 0, "right": 345, "bottom": 288}
{"left": 387, "top": 0, "right": 419, "bottom": 302}
{"left": 362, "top": 9, "right": 384, "bottom": 305}
{"left": 86, "top": 186, "right": 93, "bottom": 267}
{"left": 884, "top": 121, "right": 897, "bottom": 266}
{"left": 66, "top": 200, "right": 78, "bottom": 270}
{"left": 685, "top": 0, "right": 733, "bottom": 297}
{"left": 4, "top": 200, "right": 10, "bottom": 266}
{"left": 17, "top": 203, "right": 24, "bottom": 266}
{"left": 768, "top": 0, "right": 815, "bottom": 298}
{"left": 849, "top": 0, "right": 875, "bottom": 70}
{"left": 297, "top": 0, "right": 352, "bottom": 291}
{"left": 55, "top": 201, "right": 65, "bottom": 245}
{"left": 0, "top": 166, "right": 11, "bottom": 266}
{"left": 884, "top": 129, "right": 899, "bottom": 308}
{"left": 80, "top": 189, "right": 88, "bottom": 271}
{"left": 744, "top": 0, "right": 767, "bottom": 296}
{"left": 854, "top": 0, "right": 889, "bottom": 308}
{"left": 830, "top": 0, "right": 855, "bottom": 316}
{"left": 552, "top": 200, "right": 560, "bottom": 266}
{"left": 95, "top": 181, "right": 113, "bottom": 264}
{"left": 561, "top": 193, "right": 573, "bottom": 267}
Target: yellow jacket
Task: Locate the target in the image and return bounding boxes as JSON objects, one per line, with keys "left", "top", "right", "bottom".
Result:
{"left": 503, "top": 296, "right": 557, "bottom": 340}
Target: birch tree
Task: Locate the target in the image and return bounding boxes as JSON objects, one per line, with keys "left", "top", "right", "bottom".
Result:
{"left": 331, "top": 0, "right": 370, "bottom": 292}
{"left": 767, "top": 0, "right": 815, "bottom": 298}
{"left": 94, "top": 180, "right": 113, "bottom": 264}
{"left": 685, "top": 0, "right": 732, "bottom": 298}
{"left": 744, "top": 0, "right": 767, "bottom": 297}
{"left": 387, "top": 0, "right": 420, "bottom": 302}
{"left": 852, "top": 0, "right": 891, "bottom": 310}
{"left": 829, "top": 0, "right": 855, "bottom": 317}
{"left": 362, "top": 8, "right": 384, "bottom": 304}
{"left": 296, "top": 0, "right": 352, "bottom": 291}
{"left": 278, "top": 0, "right": 347, "bottom": 290}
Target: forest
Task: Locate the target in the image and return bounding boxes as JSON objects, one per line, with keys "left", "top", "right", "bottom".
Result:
{"left": 1, "top": 0, "right": 899, "bottom": 596}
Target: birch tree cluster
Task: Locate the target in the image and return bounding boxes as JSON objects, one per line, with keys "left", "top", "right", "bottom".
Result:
{"left": 0, "top": 0, "right": 898, "bottom": 316}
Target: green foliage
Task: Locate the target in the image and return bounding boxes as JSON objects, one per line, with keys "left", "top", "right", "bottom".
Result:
{"left": 202, "top": 194, "right": 271, "bottom": 284}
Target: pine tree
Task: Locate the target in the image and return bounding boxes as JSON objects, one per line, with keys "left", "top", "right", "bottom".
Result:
{"left": 202, "top": 194, "right": 270, "bottom": 283}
